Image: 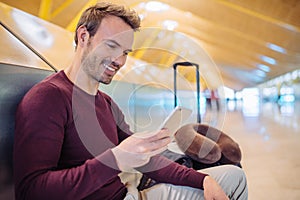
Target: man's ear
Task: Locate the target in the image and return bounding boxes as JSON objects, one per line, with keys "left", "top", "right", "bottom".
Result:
{"left": 77, "top": 25, "right": 89, "bottom": 47}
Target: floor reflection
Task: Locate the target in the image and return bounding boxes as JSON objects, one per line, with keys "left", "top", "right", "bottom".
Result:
{"left": 119, "top": 94, "right": 300, "bottom": 199}
{"left": 219, "top": 100, "right": 300, "bottom": 200}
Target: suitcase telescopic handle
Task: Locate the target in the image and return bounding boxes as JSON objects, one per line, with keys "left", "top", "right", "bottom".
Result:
{"left": 173, "top": 62, "right": 201, "bottom": 123}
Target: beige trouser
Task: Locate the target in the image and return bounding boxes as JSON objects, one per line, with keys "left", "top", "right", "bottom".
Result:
{"left": 121, "top": 165, "right": 248, "bottom": 200}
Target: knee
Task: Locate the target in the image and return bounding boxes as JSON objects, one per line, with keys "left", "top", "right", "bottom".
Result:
{"left": 223, "top": 165, "right": 248, "bottom": 196}
{"left": 223, "top": 165, "right": 247, "bottom": 182}
{"left": 205, "top": 165, "right": 247, "bottom": 188}
{"left": 200, "top": 164, "right": 248, "bottom": 191}
{"left": 222, "top": 165, "right": 248, "bottom": 199}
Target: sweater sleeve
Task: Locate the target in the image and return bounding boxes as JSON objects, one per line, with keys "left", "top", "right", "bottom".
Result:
{"left": 97, "top": 92, "right": 207, "bottom": 190}
{"left": 137, "top": 154, "right": 208, "bottom": 190}
{"left": 13, "top": 83, "right": 121, "bottom": 200}
{"left": 103, "top": 95, "right": 207, "bottom": 189}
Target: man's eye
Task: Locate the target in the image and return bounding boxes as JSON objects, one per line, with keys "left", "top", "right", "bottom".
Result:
{"left": 106, "top": 42, "right": 117, "bottom": 49}
{"left": 123, "top": 51, "right": 132, "bottom": 56}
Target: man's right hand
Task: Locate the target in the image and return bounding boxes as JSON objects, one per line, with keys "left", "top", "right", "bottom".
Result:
{"left": 111, "top": 129, "right": 171, "bottom": 172}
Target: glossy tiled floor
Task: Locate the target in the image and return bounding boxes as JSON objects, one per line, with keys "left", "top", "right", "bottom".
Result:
{"left": 125, "top": 97, "right": 300, "bottom": 199}
{"left": 208, "top": 100, "right": 300, "bottom": 200}
{"left": 126, "top": 98, "right": 300, "bottom": 199}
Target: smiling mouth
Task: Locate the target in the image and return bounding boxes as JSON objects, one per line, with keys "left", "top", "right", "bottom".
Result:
{"left": 104, "top": 64, "right": 116, "bottom": 72}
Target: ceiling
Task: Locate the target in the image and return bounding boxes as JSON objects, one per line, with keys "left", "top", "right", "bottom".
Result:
{"left": 1, "top": 0, "right": 300, "bottom": 91}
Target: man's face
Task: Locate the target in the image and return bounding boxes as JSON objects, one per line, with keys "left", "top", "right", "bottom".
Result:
{"left": 81, "top": 15, "right": 134, "bottom": 84}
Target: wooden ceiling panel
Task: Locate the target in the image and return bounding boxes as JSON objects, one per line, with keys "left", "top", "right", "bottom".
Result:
{"left": 225, "top": 0, "right": 300, "bottom": 27}
{"left": 50, "top": 0, "right": 90, "bottom": 27}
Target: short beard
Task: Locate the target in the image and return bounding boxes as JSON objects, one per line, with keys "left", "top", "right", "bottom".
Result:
{"left": 81, "top": 40, "right": 92, "bottom": 63}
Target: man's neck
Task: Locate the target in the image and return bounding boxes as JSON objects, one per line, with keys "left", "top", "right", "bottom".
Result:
{"left": 64, "top": 64, "right": 99, "bottom": 96}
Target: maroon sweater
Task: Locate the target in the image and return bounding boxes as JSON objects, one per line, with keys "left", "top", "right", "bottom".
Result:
{"left": 14, "top": 71, "right": 207, "bottom": 200}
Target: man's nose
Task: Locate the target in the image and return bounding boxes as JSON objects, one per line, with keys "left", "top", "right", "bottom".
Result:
{"left": 112, "top": 54, "right": 127, "bottom": 68}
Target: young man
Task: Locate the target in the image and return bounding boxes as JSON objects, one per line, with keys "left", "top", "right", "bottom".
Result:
{"left": 14, "top": 2, "right": 247, "bottom": 200}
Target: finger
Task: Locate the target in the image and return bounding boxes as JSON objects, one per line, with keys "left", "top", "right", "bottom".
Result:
{"left": 145, "top": 135, "right": 171, "bottom": 152}
{"left": 133, "top": 131, "right": 157, "bottom": 139}
{"left": 147, "top": 145, "right": 168, "bottom": 157}
{"left": 147, "top": 129, "right": 171, "bottom": 142}
{"left": 133, "top": 129, "right": 171, "bottom": 141}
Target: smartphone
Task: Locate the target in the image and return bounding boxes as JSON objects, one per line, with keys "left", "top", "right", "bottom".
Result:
{"left": 158, "top": 106, "right": 192, "bottom": 136}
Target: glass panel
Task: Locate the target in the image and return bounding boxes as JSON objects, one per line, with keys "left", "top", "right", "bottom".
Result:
{"left": 0, "top": 3, "right": 74, "bottom": 70}
{"left": 0, "top": 26, "right": 53, "bottom": 70}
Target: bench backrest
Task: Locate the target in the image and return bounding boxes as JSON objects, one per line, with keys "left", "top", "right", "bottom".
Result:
{"left": 0, "top": 63, "right": 54, "bottom": 199}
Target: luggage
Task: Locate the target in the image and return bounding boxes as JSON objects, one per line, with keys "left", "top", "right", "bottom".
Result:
{"left": 173, "top": 61, "right": 201, "bottom": 123}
